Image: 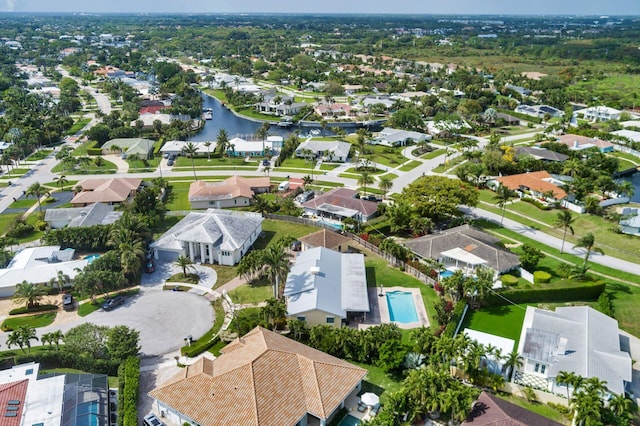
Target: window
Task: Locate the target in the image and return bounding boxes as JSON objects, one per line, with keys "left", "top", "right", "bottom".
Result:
{"left": 540, "top": 364, "right": 546, "bottom": 374}
{"left": 534, "top": 363, "right": 540, "bottom": 373}
{"left": 326, "top": 317, "right": 335, "bottom": 324}
{"left": 221, "top": 251, "right": 231, "bottom": 257}
{"left": 296, "top": 316, "right": 306, "bottom": 322}
{"left": 209, "top": 201, "right": 215, "bottom": 205}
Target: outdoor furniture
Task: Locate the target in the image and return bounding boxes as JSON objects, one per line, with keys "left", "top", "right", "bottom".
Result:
{"left": 357, "top": 401, "right": 367, "bottom": 412}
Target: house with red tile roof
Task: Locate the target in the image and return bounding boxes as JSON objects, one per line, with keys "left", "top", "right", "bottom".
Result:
{"left": 149, "top": 326, "right": 367, "bottom": 426}
{"left": 491, "top": 171, "right": 567, "bottom": 202}
{"left": 554, "top": 134, "right": 614, "bottom": 153}
{"left": 188, "top": 177, "right": 271, "bottom": 209}
{"left": 463, "top": 391, "right": 562, "bottom": 426}
{"left": 71, "top": 177, "right": 141, "bottom": 206}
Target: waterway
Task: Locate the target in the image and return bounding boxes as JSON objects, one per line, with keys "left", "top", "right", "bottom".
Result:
{"left": 621, "top": 172, "right": 640, "bottom": 203}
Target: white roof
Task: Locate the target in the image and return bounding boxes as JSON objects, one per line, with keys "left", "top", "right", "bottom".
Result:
{"left": 160, "top": 140, "right": 214, "bottom": 154}
{"left": 622, "top": 120, "right": 640, "bottom": 128}
{"left": 440, "top": 247, "right": 487, "bottom": 266}
{"left": 296, "top": 139, "right": 351, "bottom": 158}
{"left": 22, "top": 375, "right": 65, "bottom": 426}
{"left": 228, "top": 137, "right": 276, "bottom": 153}
{"left": 612, "top": 129, "right": 640, "bottom": 143}
{"left": 0, "top": 246, "right": 88, "bottom": 288}
{"left": 575, "top": 105, "right": 621, "bottom": 115}
{"left": 463, "top": 329, "right": 515, "bottom": 361}
{"left": 284, "top": 247, "right": 369, "bottom": 318}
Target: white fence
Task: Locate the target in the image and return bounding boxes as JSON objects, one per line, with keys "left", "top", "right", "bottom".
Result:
{"left": 519, "top": 268, "right": 534, "bottom": 284}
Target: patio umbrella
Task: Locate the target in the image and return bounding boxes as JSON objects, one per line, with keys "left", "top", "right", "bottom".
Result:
{"left": 361, "top": 392, "right": 380, "bottom": 407}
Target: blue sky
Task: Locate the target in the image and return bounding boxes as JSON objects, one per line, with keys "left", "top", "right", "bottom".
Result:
{"left": 2, "top": 0, "right": 640, "bottom": 15}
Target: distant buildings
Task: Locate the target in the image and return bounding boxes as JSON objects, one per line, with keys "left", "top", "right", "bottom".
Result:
{"left": 574, "top": 105, "right": 622, "bottom": 122}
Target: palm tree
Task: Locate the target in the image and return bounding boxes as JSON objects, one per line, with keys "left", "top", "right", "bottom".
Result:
{"left": 262, "top": 298, "right": 287, "bottom": 330}
{"left": 562, "top": 158, "right": 583, "bottom": 178}
{"left": 256, "top": 122, "right": 270, "bottom": 155}
{"left": 26, "top": 182, "right": 50, "bottom": 213}
{"left": 573, "top": 232, "right": 603, "bottom": 275}
{"left": 6, "top": 330, "right": 25, "bottom": 353}
{"left": 17, "top": 325, "right": 39, "bottom": 354}
{"left": 556, "top": 370, "right": 578, "bottom": 400}
{"left": 262, "top": 244, "right": 291, "bottom": 299}
{"left": 358, "top": 171, "right": 374, "bottom": 196}
{"left": 204, "top": 141, "right": 212, "bottom": 161}
{"left": 493, "top": 184, "right": 516, "bottom": 225}
{"left": 302, "top": 175, "right": 314, "bottom": 189}
{"left": 49, "top": 330, "right": 63, "bottom": 350}
{"left": 503, "top": 349, "right": 524, "bottom": 381}
{"left": 54, "top": 174, "right": 68, "bottom": 189}
{"left": 217, "top": 129, "right": 229, "bottom": 156}
{"left": 174, "top": 255, "right": 195, "bottom": 278}
{"left": 182, "top": 142, "right": 199, "bottom": 180}
{"left": 117, "top": 240, "right": 146, "bottom": 282}
{"left": 378, "top": 176, "right": 393, "bottom": 199}
{"left": 554, "top": 210, "right": 575, "bottom": 254}
{"left": 252, "top": 194, "right": 274, "bottom": 217}
{"left": 608, "top": 392, "right": 633, "bottom": 419}
{"left": 616, "top": 180, "right": 635, "bottom": 199}
{"left": 48, "top": 270, "right": 70, "bottom": 291}
{"left": 13, "top": 281, "right": 48, "bottom": 309}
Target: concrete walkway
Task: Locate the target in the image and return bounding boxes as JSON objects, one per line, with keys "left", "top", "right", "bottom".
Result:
{"left": 103, "top": 154, "right": 130, "bottom": 173}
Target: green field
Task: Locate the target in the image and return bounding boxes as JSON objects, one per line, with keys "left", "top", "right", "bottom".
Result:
{"left": 27, "top": 149, "right": 54, "bottom": 161}
{"left": 165, "top": 181, "right": 192, "bottom": 211}
{"left": 253, "top": 219, "right": 318, "bottom": 250}
{"left": 461, "top": 304, "right": 528, "bottom": 348}
{"left": 227, "top": 282, "right": 272, "bottom": 304}
{"left": 2, "top": 312, "right": 57, "bottom": 330}
{"left": 420, "top": 148, "right": 446, "bottom": 159}
{"left": 8, "top": 198, "right": 37, "bottom": 209}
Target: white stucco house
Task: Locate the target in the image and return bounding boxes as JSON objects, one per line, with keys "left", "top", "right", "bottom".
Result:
{"left": 574, "top": 105, "right": 622, "bottom": 122}
{"left": 150, "top": 209, "right": 264, "bottom": 266}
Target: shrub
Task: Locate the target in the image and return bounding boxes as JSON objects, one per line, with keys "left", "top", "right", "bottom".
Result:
{"left": 598, "top": 292, "right": 615, "bottom": 318}
{"left": 484, "top": 281, "right": 605, "bottom": 306}
{"left": 533, "top": 271, "right": 551, "bottom": 284}
{"left": 118, "top": 357, "right": 140, "bottom": 426}
{"left": 181, "top": 335, "right": 220, "bottom": 358}
{"left": 443, "top": 301, "right": 467, "bottom": 337}
{"left": 9, "top": 304, "right": 58, "bottom": 315}
{"left": 501, "top": 274, "right": 519, "bottom": 286}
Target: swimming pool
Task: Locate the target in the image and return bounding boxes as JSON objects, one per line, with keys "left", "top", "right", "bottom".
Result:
{"left": 84, "top": 254, "right": 101, "bottom": 264}
{"left": 337, "top": 414, "right": 361, "bottom": 426}
{"left": 440, "top": 270, "right": 454, "bottom": 279}
{"left": 386, "top": 291, "right": 419, "bottom": 323}
{"left": 76, "top": 400, "right": 99, "bottom": 426}
{"left": 317, "top": 220, "right": 343, "bottom": 231}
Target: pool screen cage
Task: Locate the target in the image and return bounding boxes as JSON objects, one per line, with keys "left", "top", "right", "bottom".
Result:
{"left": 58, "top": 373, "right": 109, "bottom": 426}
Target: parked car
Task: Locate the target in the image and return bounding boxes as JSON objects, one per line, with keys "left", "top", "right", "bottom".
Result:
{"left": 162, "top": 153, "right": 169, "bottom": 159}
{"left": 262, "top": 159, "right": 270, "bottom": 167}
{"left": 102, "top": 295, "right": 125, "bottom": 311}
{"left": 63, "top": 294, "right": 74, "bottom": 311}
{"left": 298, "top": 190, "right": 315, "bottom": 203}
{"left": 365, "top": 194, "right": 381, "bottom": 202}
{"left": 143, "top": 414, "right": 165, "bottom": 426}
{"left": 167, "top": 158, "right": 174, "bottom": 166}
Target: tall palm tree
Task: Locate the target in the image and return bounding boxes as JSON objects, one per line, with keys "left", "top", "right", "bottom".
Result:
{"left": 17, "top": 325, "right": 39, "bottom": 354}
{"left": 54, "top": 174, "right": 68, "bottom": 189}
{"left": 554, "top": 210, "right": 575, "bottom": 254}
{"left": 117, "top": 240, "right": 146, "bottom": 282}
{"left": 562, "top": 158, "right": 583, "bottom": 178}
{"left": 48, "top": 271, "right": 70, "bottom": 291}
{"left": 204, "top": 141, "right": 212, "bottom": 161}
{"left": 302, "top": 175, "right": 314, "bottom": 189}
{"left": 493, "top": 184, "right": 516, "bottom": 225}
{"left": 181, "top": 142, "right": 199, "bottom": 180}
{"left": 608, "top": 392, "right": 633, "bottom": 419}
{"left": 616, "top": 180, "right": 635, "bottom": 199}
{"left": 556, "top": 370, "right": 578, "bottom": 400}
{"left": 378, "top": 176, "right": 393, "bottom": 199}
{"left": 217, "top": 129, "right": 229, "bottom": 157}
{"left": 13, "top": 281, "right": 48, "bottom": 309}
{"left": 174, "top": 255, "right": 195, "bottom": 278}
{"left": 262, "top": 244, "right": 291, "bottom": 299}
{"left": 503, "top": 349, "right": 524, "bottom": 381}
{"left": 573, "top": 232, "right": 603, "bottom": 275}
{"left": 358, "top": 171, "right": 374, "bottom": 196}
{"left": 256, "top": 122, "right": 270, "bottom": 155}
{"left": 6, "top": 330, "right": 25, "bottom": 353}
{"left": 26, "top": 182, "right": 50, "bottom": 213}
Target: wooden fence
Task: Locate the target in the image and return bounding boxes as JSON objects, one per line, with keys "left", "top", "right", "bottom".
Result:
{"left": 266, "top": 214, "right": 436, "bottom": 287}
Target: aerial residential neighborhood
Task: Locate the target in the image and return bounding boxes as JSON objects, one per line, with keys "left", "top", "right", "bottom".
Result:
{"left": 0, "top": 5, "right": 638, "bottom": 426}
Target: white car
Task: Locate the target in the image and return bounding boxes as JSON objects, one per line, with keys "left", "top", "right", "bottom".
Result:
{"left": 143, "top": 413, "right": 165, "bottom": 426}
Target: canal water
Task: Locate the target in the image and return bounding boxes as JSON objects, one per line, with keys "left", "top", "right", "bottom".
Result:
{"left": 621, "top": 172, "right": 640, "bottom": 203}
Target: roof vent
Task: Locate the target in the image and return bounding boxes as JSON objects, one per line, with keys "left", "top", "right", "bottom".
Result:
{"left": 556, "top": 337, "right": 568, "bottom": 356}
{"left": 310, "top": 266, "right": 320, "bottom": 275}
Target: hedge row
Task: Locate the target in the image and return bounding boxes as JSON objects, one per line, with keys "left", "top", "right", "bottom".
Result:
{"left": 181, "top": 334, "right": 220, "bottom": 358}
{"left": 119, "top": 357, "right": 140, "bottom": 426}
{"left": 443, "top": 301, "right": 467, "bottom": 337}
{"left": 9, "top": 304, "right": 58, "bottom": 315}
{"left": 14, "top": 350, "right": 120, "bottom": 376}
{"left": 153, "top": 138, "right": 164, "bottom": 157}
{"left": 533, "top": 271, "right": 552, "bottom": 284}
{"left": 484, "top": 281, "right": 606, "bottom": 306}
{"left": 497, "top": 108, "right": 543, "bottom": 124}
{"left": 86, "top": 141, "right": 102, "bottom": 156}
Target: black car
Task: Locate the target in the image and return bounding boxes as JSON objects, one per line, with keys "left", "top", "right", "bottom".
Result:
{"left": 365, "top": 194, "right": 381, "bottom": 202}
{"left": 102, "top": 295, "right": 125, "bottom": 311}
{"left": 63, "top": 294, "right": 74, "bottom": 311}
{"left": 262, "top": 159, "right": 270, "bottom": 167}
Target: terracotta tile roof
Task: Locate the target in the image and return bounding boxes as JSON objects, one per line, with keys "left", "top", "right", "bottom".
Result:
{"left": 71, "top": 178, "right": 141, "bottom": 205}
{"left": 298, "top": 228, "right": 352, "bottom": 250}
{"left": 0, "top": 379, "right": 28, "bottom": 426}
{"left": 149, "top": 327, "right": 366, "bottom": 426}
{"left": 188, "top": 177, "right": 271, "bottom": 202}
{"left": 463, "top": 391, "right": 562, "bottom": 426}
{"left": 139, "top": 105, "right": 167, "bottom": 115}
{"left": 496, "top": 171, "right": 566, "bottom": 200}
{"left": 556, "top": 134, "right": 614, "bottom": 150}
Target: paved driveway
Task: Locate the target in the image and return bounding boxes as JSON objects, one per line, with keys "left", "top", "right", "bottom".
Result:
{"left": 0, "top": 289, "right": 214, "bottom": 356}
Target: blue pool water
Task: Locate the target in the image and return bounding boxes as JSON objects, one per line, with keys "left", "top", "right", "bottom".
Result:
{"left": 76, "top": 401, "right": 99, "bottom": 426}
{"left": 84, "top": 254, "right": 101, "bottom": 264}
{"left": 317, "top": 220, "right": 343, "bottom": 231}
{"left": 338, "top": 414, "right": 362, "bottom": 426}
{"left": 440, "top": 270, "right": 454, "bottom": 279}
{"left": 386, "top": 291, "right": 419, "bottom": 323}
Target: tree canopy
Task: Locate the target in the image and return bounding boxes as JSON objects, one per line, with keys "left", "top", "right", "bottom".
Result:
{"left": 401, "top": 176, "right": 478, "bottom": 222}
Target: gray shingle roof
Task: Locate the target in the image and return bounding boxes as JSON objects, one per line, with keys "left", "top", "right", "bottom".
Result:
{"left": 515, "top": 146, "right": 569, "bottom": 162}
{"left": 403, "top": 225, "right": 520, "bottom": 273}
{"left": 44, "top": 203, "right": 122, "bottom": 227}
{"left": 296, "top": 140, "right": 351, "bottom": 159}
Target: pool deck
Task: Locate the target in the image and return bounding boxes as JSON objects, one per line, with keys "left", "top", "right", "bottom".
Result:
{"left": 358, "top": 287, "right": 429, "bottom": 330}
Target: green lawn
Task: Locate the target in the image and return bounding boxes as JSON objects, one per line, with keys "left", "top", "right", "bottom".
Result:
{"left": 52, "top": 159, "right": 118, "bottom": 175}
{"left": 1, "top": 168, "right": 31, "bottom": 178}
{"left": 210, "top": 264, "right": 238, "bottom": 288}
{"left": 611, "top": 151, "right": 640, "bottom": 165}
{"left": 360, "top": 144, "right": 407, "bottom": 168}
{"left": 165, "top": 181, "right": 192, "bottom": 211}
{"left": 174, "top": 156, "right": 255, "bottom": 167}
{"left": 8, "top": 198, "right": 37, "bottom": 209}
{"left": 227, "top": 282, "right": 272, "bottom": 304}
{"left": 0, "top": 213, "right": 19, "bottom": 234}
{"left": 420, "top": 148, "right": 446, "bottom": 159}
{"left": 398, "top": 160, "right": 422, "bottom": 172}
{"left": 319, "top": 163, "right": 340, "bottom": 171}
{"left": 461, "top": 304, "right": 528, "bottom": 348}
{"left": 496, "top": 393, "right": 569, "bottom": 424}
{"left": 252, "top": 219, "right": 318, "bottom": 251}
{"left": 616, "top": 157, "right": 637, "bottom": 172}
{"left": 1, "top": 312, "right": 57, "bottom": 330}
{"left": 70, "top": 140, "right": 94, "bottom": 157}
{"left": 66, "top": 118, "right": 92, "bottom": 135}
{"left": 349, "top": 361, "right": 403, "bottom": 405}
{"left": 278, "top": 157, "right": 315, "bottom": 169}
{"left": 27, "top": 149, "right": 54, "bottom": 161}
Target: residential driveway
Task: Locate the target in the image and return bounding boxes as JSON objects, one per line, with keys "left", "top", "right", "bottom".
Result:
{"left": 0, "top": 289, "right": 214, "bottom": 356}
{"left": 141, "top": 261, "right": 218, "bottom": 292}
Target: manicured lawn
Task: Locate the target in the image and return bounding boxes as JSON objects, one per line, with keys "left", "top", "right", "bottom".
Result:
{"left": 349, "top": 361, "right": 403, "bottom": 405}
{"left": 1, "top": 312, "right": 57, "bottom": 330}
{"left": 1, "top": 168, "right": 31, "bottom": 178}
{"left": 278, "top": 156, "right": 315, "bottom": 169}
{"left": 167, "top": 273, "right": 200, "bottom": 284}
{"left": 616, "top": 157, "right": 637, "bottom": 172}
{"left": 70, "top": 140, "right": 94, "bottom": 156}
{"left": 379, "top": 172, "right": 398, "bottom": 181}
{"left": 252, "top": 219, "right": 318, "bottom": 251}
{"left": 0, "top": 213, "right": 19, "bottom": 234}
{"left": 8, "top": 198, "right": 37, "bottom": 209}
{"left": 227, "top": 282, "right": 272, "bottom": 304}
{"left": 174, "top": 156, "right": 255, "bottom": 167}
{"left": 398, "top": 160, "right": 422, "bottom": 171}
{"left": 127, "top": 156, "right": 161, "bottom": 172}
{"left": 432, "top": 156, "right": 465, "bottom": 173}
{"left": 210, "top": 264, "right": 238, "bottom": 288}
{"left": 52, "top": 159, "right": 118, "bottom": 175}
{"left": 343, "top": 167, "right": 384, "bottom": 175}
{"left": 319, "top": 163, "right": 340, "bottom": 171}
{"left": 611, "top": 151, "right": 640, "bottom": 165}
{"left": 364, "top": 255, "right": 439, "bottom": 326}
{"left": 461, "top": 304, "right": 528, "bottom": 348}
{"left": 27, "top": 149, "right": 54, "bottom": 161}
{"left": 360, "top": 144, "right": 407, "bottom": 168}
{"left": 66, "top": 118, "right": 92, "bottom": 135}
{"left": 165, "top": 181, "right": 192, "bottom": 211}
{"left": 496, "top": 393, "right": 569, "bottom": 424}
{"left": 420, "top": 148, "right": 446, "bottom": 159}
